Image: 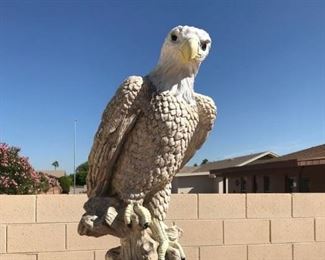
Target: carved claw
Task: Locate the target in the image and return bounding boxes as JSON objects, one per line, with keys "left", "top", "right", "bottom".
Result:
{"left": 105, "top": 206, "right": 118, "bottom": 226}
{"left": 165, "top": 243, "right": 186, "bottom": 260}
{"left": 78, "top": 215, "right": 98, "bottom": 235}
{"left": 124, "top": 202, "right": 151, "bottom": 229}
{"left": 124, "top": 204, "right": 134, "bottom": 227}
{"left": 106, "top": 246, "right": 121, "bottom": 260}
{"left": 134, "top": 203, "right": 152, "bottom": 229}
{"left": 83, "top": 215, "right": 98, "bottom": 228}
{"left": 151, "top": 219, "right": 186, "bottom": 260}
{"left": 168, "top": 241, "right": 186, "bottom": 260}
{"left": 167, "top": 225, "right": 186, "bottom": 260}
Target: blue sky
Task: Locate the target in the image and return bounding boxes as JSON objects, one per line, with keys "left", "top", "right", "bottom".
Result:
{"left": 0, "top": 0, "right": 324, "bottom": 173}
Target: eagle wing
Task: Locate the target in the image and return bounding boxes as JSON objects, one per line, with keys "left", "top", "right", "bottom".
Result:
{"left": 181, "top": 93, "right": 217, "bottom": 167}
{"left": 87, "top": 76, "right": 146, "bottom": 197}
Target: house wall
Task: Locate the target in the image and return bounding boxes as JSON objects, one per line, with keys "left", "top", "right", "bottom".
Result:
{"left": 302, "top": 166, "right": 325, "bottom": 192}
{"left": 2, "top": 194, "right": 325, "bottom": 260}
{"left": 226, "top": 173, "right": 321, "bottom": 193}
{"left": 256, "top": 176, "right": 264, "bottom": 192}
{"left": 308, "top": 173, "right": 325, "bottom": 192}
{"left": 226, "top": 175, "right": 293, "bottom": 193}
{"left": 172, "top": 175, "right": 214, "bottom": 193}
{"left": 268, "top": 175, "right": 280, "bottom": 192}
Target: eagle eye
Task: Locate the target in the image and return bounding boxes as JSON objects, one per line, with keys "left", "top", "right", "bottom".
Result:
{"left": 171, "top": 34, "right": 178, "bottom": 42}
{"left": 201, "top": 41, "right": 207, "bottom": 51}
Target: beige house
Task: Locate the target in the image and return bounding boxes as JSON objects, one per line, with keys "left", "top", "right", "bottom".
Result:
{"left": 172, "top": 151, "right": 278, "bottom": 193}
{"left": 211, "top": 144, "right": 325, "bottom": 193}
{"left": 174, "top": 144, "right": 325, "bottom": 194}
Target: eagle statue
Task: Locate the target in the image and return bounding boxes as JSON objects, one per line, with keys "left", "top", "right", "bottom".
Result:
{"left": 79, "top": 25, "right": 217, "bottom": 260}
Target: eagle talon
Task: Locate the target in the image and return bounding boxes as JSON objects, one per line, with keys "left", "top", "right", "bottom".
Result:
{"left": 105, "top": 206, "right": 118, "bottom": 226}
{"left": 83, "top": 215, "right": 98, "bottom": 229}
{"left": 124, "top": 201, "right": 151, "bottom": 230}
{"left": 151, "top": 219, "right": 187, "bottom": 260}
{"left": 134, "top": 203, "right": 152, "bottom": 228}
{"left": 124, "top": 203, "right": 134, "bottom": 227}
{"left": 169, "top": 241, "right": 186, "bottom": 260}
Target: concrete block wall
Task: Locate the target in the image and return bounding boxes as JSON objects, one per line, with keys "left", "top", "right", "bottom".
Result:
{"left": 1, "top": 194, "right": 325, "bottom": 259}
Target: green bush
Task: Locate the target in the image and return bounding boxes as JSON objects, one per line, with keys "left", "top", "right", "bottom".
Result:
{"left": 75, "top": 161, "right": 88, "bottom": 186}
{"left": 59, "top": 176, "right": 72, "bottom": 194}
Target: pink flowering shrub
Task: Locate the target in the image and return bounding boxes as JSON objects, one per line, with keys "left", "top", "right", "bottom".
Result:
{"left": 0, "top": 143, "right": 56, "bottom": 194}
{"left": 38, "top": 171, "right": 61, "bottom": 193}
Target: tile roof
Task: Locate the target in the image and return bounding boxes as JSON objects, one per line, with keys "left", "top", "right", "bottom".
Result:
{"left": 250, "top": 144, "right": 325, "bottom": 165}
{"left": 179, "top": 144, "right": 325, "bottom": 175}
{"left": 178, "top": 166, "right": 199, "bottom": 173}
{"left": 211, "top": 144, "right": 325, "bottom": 175}
{"left": 180, "top": 151, "right": 278, "bottom": 173}
{"left": 280, "top": 144, "right": 325, "bottom": 160}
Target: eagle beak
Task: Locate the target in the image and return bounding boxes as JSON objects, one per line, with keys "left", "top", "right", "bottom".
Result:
{"left": 180, "top": 38, "right": 200, "bottom": 62}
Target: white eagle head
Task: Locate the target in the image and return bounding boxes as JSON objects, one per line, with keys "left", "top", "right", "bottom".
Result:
{"left": 149, "top": 25, "right": 212, "bottom": 104}
{"left": 160, "top": 25, "right": 212, "bottom": 74}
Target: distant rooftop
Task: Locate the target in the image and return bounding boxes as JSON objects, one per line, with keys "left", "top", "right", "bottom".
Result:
{"left": 249, "top": 144, "right": 325, "bottom": 165}
{"left": 179, "top": 151, "right": 279, "bottom": 174}
{"left": 39, "top": 170, "right": 66, "bottom": 178}
{"left": 279, "top": 144, "right": 325, "bottom": 160}
{"left": 178, "top": 166, "right": 199, "bottom": 173}
{"left": 210, "top": 144, "right": 325, "bottom": 175}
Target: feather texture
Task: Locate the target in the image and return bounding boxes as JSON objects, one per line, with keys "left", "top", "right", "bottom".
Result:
{"left": 87, "top": 75, "right": 216, "bottom": 221}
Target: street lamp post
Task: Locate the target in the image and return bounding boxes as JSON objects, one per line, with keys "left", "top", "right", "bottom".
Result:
{"left": 73, "top": 120, "right": 77, "bottom": 194}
